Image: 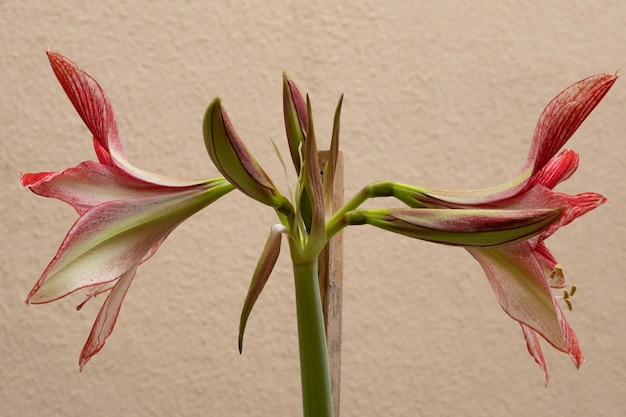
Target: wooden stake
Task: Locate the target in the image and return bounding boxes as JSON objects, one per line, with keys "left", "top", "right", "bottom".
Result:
{"left": 318, "top": 150, "right": 344, "bottom": 417}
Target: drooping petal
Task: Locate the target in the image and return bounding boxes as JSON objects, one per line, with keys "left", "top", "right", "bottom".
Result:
{"left": 520, "top": 324, "right": 549, "bottom": 385}
{"left": 239, "top": 224, "right": 287, "bottom": 353}
{"left": 79, "top": 264, "right": 138, "bottom": 370}
{"left": 349, "top": 207, "right": 561, "bottom": 247}
{"left": 26, "top": 181, "right": 233, "bottom": 304}
{"left": 525, "top": 73, "right": 618, "bottom": 175}
{"left": 467, "top": 244, "right": 583, "bottom": 369}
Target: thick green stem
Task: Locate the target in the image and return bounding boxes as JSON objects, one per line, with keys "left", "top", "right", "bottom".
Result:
{"left": 293, "top": 260, "right": 334, "bottom": 417}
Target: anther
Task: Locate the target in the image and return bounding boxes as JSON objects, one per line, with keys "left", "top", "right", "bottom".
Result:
{"left": 565, "top": 298, "right": 573, "bottom": 311}
{"left": 561, "top": 284, "right": 577, "bottom": 311}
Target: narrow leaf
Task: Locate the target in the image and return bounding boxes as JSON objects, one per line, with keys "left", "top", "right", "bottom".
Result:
{"left": 239, "top": 224, "right": 287, "bottom": 352}
{"left": 323, "top": 95, "right": 343, "bottom": 217}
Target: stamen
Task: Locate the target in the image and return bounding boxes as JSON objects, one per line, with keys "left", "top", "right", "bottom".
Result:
{"left": 564, "top": 298, "right": 573, "bottom": 311}
{"left": 559, "top": 284, "right": 578, "bottom": 311}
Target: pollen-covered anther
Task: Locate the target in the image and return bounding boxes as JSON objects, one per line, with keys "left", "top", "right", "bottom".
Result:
{"left": 561, "top": 284, "right": 577, "bottom": 311}
{"left": 564, "top": 297, "right": 574, "bottom": 311}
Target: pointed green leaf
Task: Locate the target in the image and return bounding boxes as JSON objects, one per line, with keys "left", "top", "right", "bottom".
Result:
{"left": 239, "top": 224, "right": 287, "bottom": 353}
{"left": 323, "top": 94, "right": 343, "bottom": 217}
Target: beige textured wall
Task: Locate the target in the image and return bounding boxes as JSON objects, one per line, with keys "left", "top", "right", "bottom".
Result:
{"left": 2, "top": 1, "right": 625, "bottom": 416}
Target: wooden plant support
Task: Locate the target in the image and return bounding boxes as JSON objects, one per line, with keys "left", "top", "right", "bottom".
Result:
{"left": 317, "top": 150, "right": 344, "bottom": 417}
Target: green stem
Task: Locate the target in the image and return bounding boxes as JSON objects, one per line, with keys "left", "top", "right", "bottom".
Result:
{"left": 325, "top": 181, "right": 396, "bottom": 240}
{"left": 293, "top": 260, "right": 334, "bottom": 417}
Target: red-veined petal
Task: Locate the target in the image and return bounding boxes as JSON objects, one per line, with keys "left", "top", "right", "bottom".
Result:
{"left": 79, "top": 264, "right": 138, "bottom": 370}
{"left": 26, "top": 182, "right": 231, "bottom": 304}
{"left": 521, "top": 324, "right": 549, "bottom": 385}
{"left": 48, "top": 52, "right": 211, "bottom": 187}
{"left": 467, "top": 244, "right": 583, "bottom": 369}
{"left": 47, "top": 51, "right": 124, "bottom": 164}
{"left": 22, "top": 161, "right": 216, "bottom": 214}
{"left": 525, "top": 73, "right": 618, "bottom": 175}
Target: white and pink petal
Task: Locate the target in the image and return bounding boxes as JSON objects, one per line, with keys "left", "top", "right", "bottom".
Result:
{"left": 79, "top": 264, "right": 139, "bottom": 370}
{"left": 25, "top": 185, "right": 224, "bottom": 304}
{"left": 467, "top": 243, "right": 583, "bottom": 373}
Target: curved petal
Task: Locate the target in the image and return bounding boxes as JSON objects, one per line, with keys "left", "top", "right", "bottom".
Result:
{"left": 529, "top": 149, "right": 579, "bottom": 190}
{"left": 47, "top": 51, "right": 210, "bottom": 187}
{"left": 26, "top": 182, "right": 232, "bottom": 304}
{"left": 541, "top": 192, "right": 606, "bottom": 241}
{"left": 392, "top": 74, "right": 617, "bottom": 208}
{"left": 520, "top": 324, "right": 549, "bottom": 385}
{"left": 22, "top": 161, "right": 220, "bottom": 215}
{"left": 467, "top": 244, "right": 583, "bottom": 371}
{"left": 79, "top": 264, "right": 138, "bottom": 370}
{"left": 525, "top": 73, "right": 618, "bottom": 175}
{"left": 47, "top": 51, "right": 124, "bottom": 164}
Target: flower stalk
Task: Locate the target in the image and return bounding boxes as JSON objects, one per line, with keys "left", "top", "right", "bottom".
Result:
{"left": 293, "top": 260, "right": 334, "bottom": 417}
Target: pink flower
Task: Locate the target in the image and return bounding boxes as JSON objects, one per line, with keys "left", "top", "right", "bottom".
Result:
{"left": 23, "top": 52, "right": 233, "bottom": 369}
{"left": 395, "top": 73, "right": 618, "bottom": 383}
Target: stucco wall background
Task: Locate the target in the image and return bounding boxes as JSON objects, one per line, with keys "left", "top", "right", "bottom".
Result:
{"left": 1, "top": 0, "right": 625, "bottom": 416}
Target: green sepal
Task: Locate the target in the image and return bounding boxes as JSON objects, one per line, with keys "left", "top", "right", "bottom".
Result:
{"left": 348, "top": 207, "right": 561, "bottom": 247}
{"left": 203, "top": 97, "right": 292, "bottom": 214}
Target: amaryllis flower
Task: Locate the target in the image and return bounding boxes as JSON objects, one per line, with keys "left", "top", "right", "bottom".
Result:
{"left": 391, "top": 72, "right": 618, "bottom": 382}
{"left": 23, "top": 52, "right": 234, "bottom": 369}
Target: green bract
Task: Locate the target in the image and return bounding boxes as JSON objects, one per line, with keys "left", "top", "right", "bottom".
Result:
{"left": 203, "top": 98, "right": 293, "bottom": 215}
